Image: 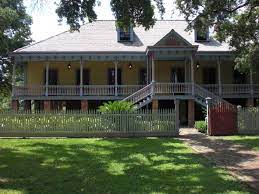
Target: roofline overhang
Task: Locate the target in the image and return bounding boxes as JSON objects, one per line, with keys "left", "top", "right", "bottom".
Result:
{"left": 10, "top": 51, "right": 147, "bottom": 63}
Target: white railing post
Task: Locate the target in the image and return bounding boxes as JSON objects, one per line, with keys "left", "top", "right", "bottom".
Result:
{"left": 45, "top": 62, "right": 49, "bottom": 96}
{"left": 80, "top": 58, "right": 83, "bottom": 96}
{"left": 151, "top": 52, "right": 155, "bottom": 95}
{"left": 206, "top": 97, "right": 212, "bottom": 134}
{"left": 114, "top": 61, "right": 118, "bottom": 96}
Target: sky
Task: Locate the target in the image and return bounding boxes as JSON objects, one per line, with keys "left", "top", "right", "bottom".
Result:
{"left": 24, "top": 0, "right": 184, "bottom": 42}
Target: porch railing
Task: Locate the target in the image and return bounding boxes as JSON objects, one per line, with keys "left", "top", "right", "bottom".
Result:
{"left": 12, "top": 83, "right": 259, "bottom": 98}
{"left": 202, "top": 84, "right": 259, "bottom": 96}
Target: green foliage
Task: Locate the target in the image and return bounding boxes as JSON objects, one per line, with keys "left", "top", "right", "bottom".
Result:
{"left": 175, "top": 0, "right": 259, "bottom": 73}
{"left": 98, "top": 101, "right": 136, "bottom": 113}
{"left": 195, "top": 121, "right": 207, "bottom": 133}
{"left": 56, "top": 0, "right": 98, "bottom": 31}
{"left": 110, "top": 0, "right": 156, "bottom": 30}
{"left": 0, "top": 0, "right": 32, "bottom": 95}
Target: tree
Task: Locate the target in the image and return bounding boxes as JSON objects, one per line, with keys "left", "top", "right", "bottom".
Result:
{"left": 0, "top": 0, "right": 32, "bottom": 109}
{"left": 55, "top": 0, "right": 258, "bottom": 72}
{"left": 175, "top": 0, "right": 259, "bottom": 73}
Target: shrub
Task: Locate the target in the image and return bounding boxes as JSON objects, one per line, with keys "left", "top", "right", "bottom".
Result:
{"left": 98, "top": 101, "right": 136, "bottom": 113}
{"left": 194, "top": 121, "right": 207, "bottom": 133}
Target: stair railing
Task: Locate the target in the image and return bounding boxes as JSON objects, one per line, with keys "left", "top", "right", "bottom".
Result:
{"left": 194, "top": 84, "right": 234, "bottom": 108}
{"left": 122, "top": 83, "right": 153, "bottom": 104}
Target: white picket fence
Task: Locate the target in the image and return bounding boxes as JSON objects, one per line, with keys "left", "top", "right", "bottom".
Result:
{"left": 0, "top": 109, "right": 177, "bottom": 137}
{"left": 238, "top": 107, "right": 259, "bottom": 134}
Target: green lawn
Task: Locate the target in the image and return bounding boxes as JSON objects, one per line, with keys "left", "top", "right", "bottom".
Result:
{"left": 0, "top": 138, "right": 253, "bottom": 194}
{"left": 223, "top": 136, "right": 259, "bottom": 151}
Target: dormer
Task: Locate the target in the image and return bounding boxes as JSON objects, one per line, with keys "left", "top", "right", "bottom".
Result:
{"left": 117, "top": 26, "right": 134, "bottom": 42}
{"left": 195, "top": 27, "right": 210, "bottom": 42}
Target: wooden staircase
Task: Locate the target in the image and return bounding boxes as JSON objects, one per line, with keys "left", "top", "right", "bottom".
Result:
{"left": 122, "top": 82, "right": 234, "bottom": 110}
{"left": 194, "top": 84, "right": 234, "bottom": 108}
{"left": 122, "top": 83, "right": 153, "bottom": 109}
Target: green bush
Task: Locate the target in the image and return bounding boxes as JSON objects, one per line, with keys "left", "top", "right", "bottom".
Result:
{"left": 98, "top": 101, "right": 136, "bottom": 113}
{"left": 194, "top": 121, "right": 207, "bottom": 133}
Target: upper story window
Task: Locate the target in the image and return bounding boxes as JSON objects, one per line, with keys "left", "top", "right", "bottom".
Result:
{"left": 195, "top": 28, "right": 210, "bottom": 42}
{"left": 117, "top": 26, "right": 133, "bottom": 42}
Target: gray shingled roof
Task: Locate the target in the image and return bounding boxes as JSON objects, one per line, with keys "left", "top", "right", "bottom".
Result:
{"left": 14, "top": 20, "right": 231, "bottom": 53}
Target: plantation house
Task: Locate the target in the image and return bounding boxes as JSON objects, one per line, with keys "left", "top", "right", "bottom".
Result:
{"left": 10, "top": 20, "right": 259, "bottom": 126}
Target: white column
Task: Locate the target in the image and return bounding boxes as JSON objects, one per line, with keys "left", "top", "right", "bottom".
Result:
{"left": 12, "top": 62, "right": 16, "bottom": 97}
{"left": 250, "top": 66, "right": 254, "bottom": 97}
{"left": 146, "top": 57, "right": 149, "bottom": 84}
{"left": 190, "top": 55, "right": 195, "bottom": 95}
{"left": 151, "top": 54, "right": 155, "bottom": 82}
{"left": 217, "top": 57, "right": 222, "bottom": 96}
{"left": 45, "top": 62, "right": 49, "bottom": 96}
{"left": 80, "top": 59, "right": 83, "bottom": 96}
{"left": 114, "top": 61, "right": 118, "bottom": 96}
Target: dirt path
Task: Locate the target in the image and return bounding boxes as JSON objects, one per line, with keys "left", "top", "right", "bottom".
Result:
{"left": 180, "top": 128, "right": 259, "bottom": 192}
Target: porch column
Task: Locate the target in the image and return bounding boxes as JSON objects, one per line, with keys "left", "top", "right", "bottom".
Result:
{"left": 80, "top": 59, "right": 83, "bottom": 96}
{"left": 114, "top": 61, "right": 118, "bottom": 96}
{"left": 151, "top": 53, "right": 155, "bottom": 82}
{"left": 45, "top": 62, "right": 49, "bottom": 96}
{"left": 190, "top": 55, "right": 195, "bottom": 95}
{"left": 12, "top": 62, "right": 16, "bottom": 97}
{"left": 217, "top": 57, "right": 222, "bottom": 96}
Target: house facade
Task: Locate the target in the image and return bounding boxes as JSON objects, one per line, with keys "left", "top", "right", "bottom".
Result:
{"left": 11, "top": 20, "right": 259, "bottom": 126}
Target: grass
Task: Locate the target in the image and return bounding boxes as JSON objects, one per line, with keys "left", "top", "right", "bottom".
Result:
{"left": 0, "top": 138, "right": 253, "bottom": 194}
{"left": 223, "top": 136, "right": 259, "bottom": 151}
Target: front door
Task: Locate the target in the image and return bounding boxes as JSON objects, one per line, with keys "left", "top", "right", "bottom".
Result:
{"left": 171, "top": 68, "right": 185, "bottom": 83}
{"left": 108, "top": 68, "right": 122, "bottom": 85}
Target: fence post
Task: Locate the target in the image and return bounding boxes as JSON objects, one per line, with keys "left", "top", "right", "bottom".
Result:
{"left": 175, "top": 99, "right": 180, "bottom": 133}
{"left": 206, "top": 97, "right": 212, "bottom": 134}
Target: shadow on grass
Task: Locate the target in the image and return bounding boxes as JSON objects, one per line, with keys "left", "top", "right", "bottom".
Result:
{"left": 224, "top": 136, "right": 259, "bottom": 151}
{"left": 0, "top": 138, "right": 252, "bottom": 194}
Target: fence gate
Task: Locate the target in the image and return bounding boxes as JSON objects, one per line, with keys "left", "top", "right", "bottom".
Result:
{"left": 208, "top": 103, "right": 238, "bottom": 136}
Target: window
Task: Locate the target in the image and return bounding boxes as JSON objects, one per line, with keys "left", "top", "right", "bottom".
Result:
{"left": 203, "top": 67, "right": 216, "bottom": 84}
{"left": 76, "top": 69, "right": 90, "bottom": 85}
{"left": 139, "top": 68, "right": 147, "bottom": 85}
{"left": 117, "top": 27, "right": 133, "bottom": 42}
{"left": 195, "top": 28, "right": 209, "bottom": 42}
{"left": 43, "top": 69, "right": 58, "bottom": 85}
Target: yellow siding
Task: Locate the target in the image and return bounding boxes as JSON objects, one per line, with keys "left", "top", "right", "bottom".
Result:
{"left": 26, "top": 60, "right": 239, "bottom": 85}
{"left": 26, "top": 61, "right": 146, "bottom": 85}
